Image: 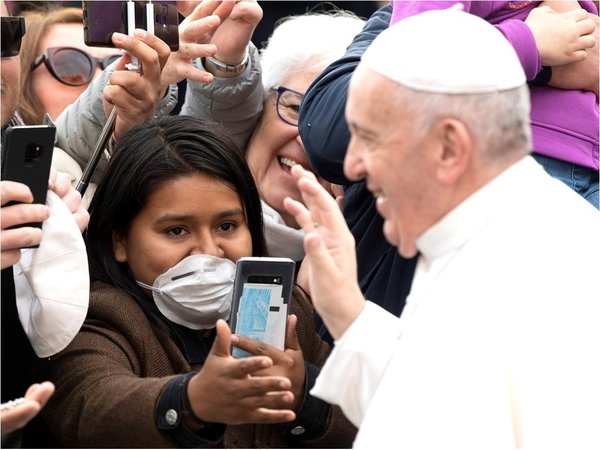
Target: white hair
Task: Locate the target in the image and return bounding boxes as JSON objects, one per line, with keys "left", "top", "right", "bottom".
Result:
{"left": 260, "top": 12, "right": 365, "bottom": 93}
{"left": 394, "top": 84, "right": 532, "bottom": 161}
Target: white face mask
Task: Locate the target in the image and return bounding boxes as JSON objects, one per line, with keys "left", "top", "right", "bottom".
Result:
{"left": 137, "top": 254, "right": 236, "bottom": 330}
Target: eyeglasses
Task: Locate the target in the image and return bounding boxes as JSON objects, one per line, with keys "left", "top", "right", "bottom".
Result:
{"left": 272, "top": 86, "right": 304, "bottom": 127}
{"left": 1, "top": 16, "right": 26, "bottom": 58}
{"left": 31, "top": 46, "right": 121, "bottom": 86}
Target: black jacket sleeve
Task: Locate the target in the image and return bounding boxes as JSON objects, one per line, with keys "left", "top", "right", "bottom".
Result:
{"left": 299, "top": 5, "right": 392, "bottom": 185}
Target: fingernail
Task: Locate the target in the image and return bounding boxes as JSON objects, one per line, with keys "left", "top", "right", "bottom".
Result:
{"left": 112, "top": 32, "right": 126, "bottom": 43}
{"left": 135, "top": 29, "right": 147, "bottom": 39}
{"left": 230, "top": 335, "right": 239, "bottom": 344}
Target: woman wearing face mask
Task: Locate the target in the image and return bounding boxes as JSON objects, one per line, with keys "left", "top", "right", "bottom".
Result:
{"left": 40, "top": 115, "right": 355, "bottom": 448}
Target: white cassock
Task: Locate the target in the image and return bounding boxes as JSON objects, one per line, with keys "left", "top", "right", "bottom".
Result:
{"left": 312, "top": 157, "right": 600, "bottom": 449}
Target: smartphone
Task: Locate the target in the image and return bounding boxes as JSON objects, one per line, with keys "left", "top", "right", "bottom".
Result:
{"left": 1, "top": 125, "right": 56, "bottom": 231}
{"left": 83, "top": 0, "right": 179, "bottom": 51}
{"left": 230, "top": 257, "right": 296, "bottom": 357}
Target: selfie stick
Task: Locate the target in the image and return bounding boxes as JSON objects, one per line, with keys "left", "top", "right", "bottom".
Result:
{"left": 75, "top": 107, "right": 117, "bottom": 196}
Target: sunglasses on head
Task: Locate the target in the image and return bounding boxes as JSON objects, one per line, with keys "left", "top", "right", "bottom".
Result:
{"left": 31, "top": 46, "right": 121, "bottom": 86}
{"left": 1, "top": 16, "right": 26, "bottom": 58}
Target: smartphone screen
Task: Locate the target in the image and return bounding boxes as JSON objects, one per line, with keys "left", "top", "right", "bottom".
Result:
{"left": 233, "top": 276, "right": 288, "bottom": 357}
{"left": 230, "top": 258, "right": 295, "bottom": 357}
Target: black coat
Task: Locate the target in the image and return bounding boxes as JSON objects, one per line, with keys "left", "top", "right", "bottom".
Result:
{"left": 299, "top": 5, "right": 417, "bottom": 344}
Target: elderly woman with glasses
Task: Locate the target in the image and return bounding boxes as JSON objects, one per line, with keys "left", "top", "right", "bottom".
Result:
{"left": 182, "top": 11, "right": 365, "bottom": 262}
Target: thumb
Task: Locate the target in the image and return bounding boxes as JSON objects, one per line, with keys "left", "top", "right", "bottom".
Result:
{"left": 284, "top": 314, "right": 301, "bottom": 352}
{"left": 210, "top": 319, "right": 232, "bottom": 357}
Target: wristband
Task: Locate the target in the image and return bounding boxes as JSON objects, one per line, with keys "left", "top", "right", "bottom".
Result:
{"left": 202, "top": 49, "right": 249, "bottom": 76}
{"left": 530, "top": 66, "right": 552, "bottom": 87}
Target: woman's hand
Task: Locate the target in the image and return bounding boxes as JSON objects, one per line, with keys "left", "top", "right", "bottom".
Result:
{"left": 231, "top": 314, "right": 306, "bottom": 411}
{"left": 187, "top": 320, "right": 296, "bottom": 424}
{"left": 0, "top": 382, "right": 55, "bottom": 436}
{"left": 102, "top": 29, "right": 171, "bottom": 140}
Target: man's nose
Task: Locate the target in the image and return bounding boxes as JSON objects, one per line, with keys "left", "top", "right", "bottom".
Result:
{"left": 343, "top": 141, "right": 366, "bottom": 181}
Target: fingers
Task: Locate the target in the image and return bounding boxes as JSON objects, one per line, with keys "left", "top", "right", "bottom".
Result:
{"left": 231, "top": 334, "right": 280, "bottom": 358}
{"left": 0, "top": 382, "right": 54, "bottom": 434}
{"left": 1, "top": 181, "right": 34, "bottom": 206}
{"left": 210, "top": 319, "right": 233, "bottom": 357}
{"left": 1, "top": 249, "right": 22, "bottom": 269}
{"left": 181, "top": 15, "right": 220, "bottom": 45}
{"left": 245, "top": 407, "right": 296, "bottom": 424}
{"left": 48, "top": 171, "right": 72, "bottom": 199}
{"left": 24, "top": 382, "right": 55, "bottom": 408}
{"left": 284, "top": 314, "right": 301, "bottom": 352}
{"left": 187, "top": 0, "right": 225, "bottom": 23}
{"left": 0, "top": 401, "right": 42, "bottom": 434}
{"left": 1, "top": 202, "right": 49, "bottom": 230}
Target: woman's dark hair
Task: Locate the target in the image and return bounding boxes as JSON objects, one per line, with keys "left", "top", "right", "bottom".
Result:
{"left": 86, "top": 115, "right": 266, "bottom": 317}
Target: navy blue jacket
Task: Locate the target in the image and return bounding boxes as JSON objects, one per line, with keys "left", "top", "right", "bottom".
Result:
{"left": 299, "top": 5, "right": 417, "bottom": 344}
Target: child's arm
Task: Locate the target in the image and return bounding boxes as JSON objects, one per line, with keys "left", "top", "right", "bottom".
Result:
{"left": 540, "top": 1, "right": 581, "bottom": 13}
{"left": 538, "top": 1, "right": 598, "bottom": 98}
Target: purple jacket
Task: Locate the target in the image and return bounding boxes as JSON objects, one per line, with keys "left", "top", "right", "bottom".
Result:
{"left": 391, "top": 1, "right": 599, "bottom": 170}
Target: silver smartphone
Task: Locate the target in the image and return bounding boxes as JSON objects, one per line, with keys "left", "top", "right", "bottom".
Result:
{"left": 230, "top": 257, "right": 295, "bottom": 357}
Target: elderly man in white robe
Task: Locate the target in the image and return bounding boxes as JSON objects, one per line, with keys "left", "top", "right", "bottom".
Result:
{"left": 283, "top": 8, "right": 600, "bottom": 450}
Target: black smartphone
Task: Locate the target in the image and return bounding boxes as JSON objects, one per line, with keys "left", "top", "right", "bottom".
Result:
{"left": 1, "top": 125, "right": 56, "bottom": 230}
{"left": 83, "top": 0, "right": 179, "bottom": 51}
{"left": 229, "top": 257, "right": 296, "bottom": 357}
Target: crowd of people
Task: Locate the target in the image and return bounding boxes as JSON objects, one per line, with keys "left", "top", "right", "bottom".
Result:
{"left": 1, "top": 0, "right": 598, "bottom": 448}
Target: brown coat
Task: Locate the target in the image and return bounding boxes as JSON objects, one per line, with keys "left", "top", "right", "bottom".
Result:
{"left": 43, "top": 282, "right": 356, "bottom": 448}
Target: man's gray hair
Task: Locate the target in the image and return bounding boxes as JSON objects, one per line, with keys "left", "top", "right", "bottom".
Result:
{"left": 396, "top": 84, "right": 532, "bottom": 162}
{"left": 260, "top": 11, "right": 365, "bottom": 94}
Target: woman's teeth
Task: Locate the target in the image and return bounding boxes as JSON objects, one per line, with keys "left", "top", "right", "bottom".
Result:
{"left": 279, "top": 157, "right": 297, "bottom": 169}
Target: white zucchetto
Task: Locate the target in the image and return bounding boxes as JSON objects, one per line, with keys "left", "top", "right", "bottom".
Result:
{"left": 360, "top": 8, "right": 526, "bottom": 94}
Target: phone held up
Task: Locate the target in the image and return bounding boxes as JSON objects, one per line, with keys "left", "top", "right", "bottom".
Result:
{"left": 229, "top": 257, "right": 296, "bottom": 358}
{"left": 1, "top": 124, "right": 56, "bottom": 235}
{"left": 83, "top": 0, "right": 179, "bottom": 51}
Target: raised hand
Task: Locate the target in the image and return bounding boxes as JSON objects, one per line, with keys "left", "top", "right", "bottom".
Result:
{"left": 231, "top": 314, "right": 305, "bottom": 411}
{"left": 160, "top": 0, "right": 227, "bottom": 86}
{"left": 210, "top": 0, "right": 262, "bottom": 65}
{"left": 102, "top": 29, "right": 171, "bottom": 140}
{"left": 187, "top": 319, "right": 296, "bottom": 424}
{"left": 283, "top": 165, "right": 365, "bottom": 340}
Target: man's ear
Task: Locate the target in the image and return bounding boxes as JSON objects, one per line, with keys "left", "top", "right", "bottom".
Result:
{"left": 112, "top": 231, "right": 128, "bottom": 263}
{"left": 432, "top": 118, "right": 473, "bottom": 185}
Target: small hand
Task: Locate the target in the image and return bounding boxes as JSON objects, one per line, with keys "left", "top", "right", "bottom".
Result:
{"left": 0, "top": 382, "right": 55, "bottom": 436}
{"left": 525, "top": 6, "right": 595, "bottom": 66}
{"left": 160, "top": 1, "right": 225, "bottom": 86}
